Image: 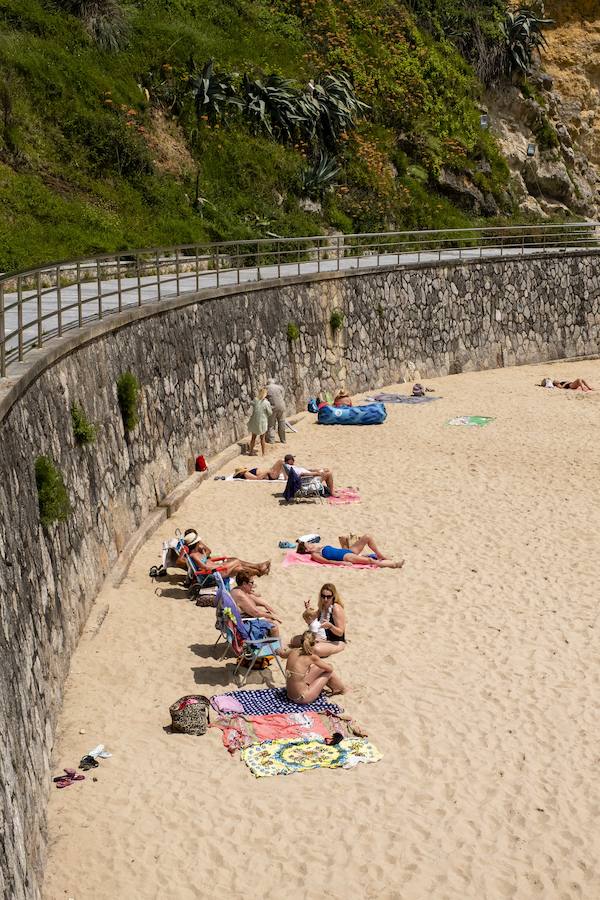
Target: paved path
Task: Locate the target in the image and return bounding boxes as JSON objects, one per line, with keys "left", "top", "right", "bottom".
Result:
{"left": 0, "top": 244, "right": 582, "bottom": 367}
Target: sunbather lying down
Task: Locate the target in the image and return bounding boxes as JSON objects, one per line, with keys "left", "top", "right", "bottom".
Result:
{"left": 296, "top": 533, "right": 404, "bottom": 569}
{"left": 180, "top": 529, "right": 271, "bottom": 577}
{"left": 541, "top": 377, "right": 595, "bottom": 392}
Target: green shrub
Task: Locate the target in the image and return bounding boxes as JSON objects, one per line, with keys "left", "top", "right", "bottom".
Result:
{"left": 330, "top": 308, "right": 345, "bottom": 332}
{"left": 116, "top": 371, "right": 140, "bottom": 431}
{"left": 287, "top": 321, "right": 300, "bottom": 341}
{"left": 35, "top": 456, "right": 71, "bottom": 527}
{"left": 534, "top": 116, "right": 559, "bottom": 151}
{"left": 71, "top": 402, "right": 97, "bottom": 445}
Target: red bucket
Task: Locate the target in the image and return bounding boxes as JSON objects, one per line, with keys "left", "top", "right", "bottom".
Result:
{"left": 195, "top": 455, "right": 208, "bottom": 472}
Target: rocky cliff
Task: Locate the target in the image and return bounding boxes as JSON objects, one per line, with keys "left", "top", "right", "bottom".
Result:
{"left": 490, "top": 1, "right": 600, "bottom": 221}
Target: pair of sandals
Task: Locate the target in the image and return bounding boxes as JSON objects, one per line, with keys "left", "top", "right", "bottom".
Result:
{"left": 53, "top": 768, "right": 85, "bottom": 789}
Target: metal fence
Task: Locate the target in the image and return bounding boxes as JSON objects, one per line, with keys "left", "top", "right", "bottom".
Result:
{"left": 1, "top": 221, "right": 598, "bottom": 377}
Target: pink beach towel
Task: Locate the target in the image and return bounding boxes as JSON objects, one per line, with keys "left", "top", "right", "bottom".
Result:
{"left": 328, "top": 487, "right": 361, "bottom": 506}
{"left": 282, "top": 550, "right": 379, "bottom": 570}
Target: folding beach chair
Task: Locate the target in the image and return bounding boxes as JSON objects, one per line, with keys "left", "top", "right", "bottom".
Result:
{"left": 283, "top": 464, "right": 326, "bottom": 503}
{"left": 213, "top": 574, "right": 285, "bottom": 686}
{"left": 173, "top": 538, "right": 233, "bottom": 601}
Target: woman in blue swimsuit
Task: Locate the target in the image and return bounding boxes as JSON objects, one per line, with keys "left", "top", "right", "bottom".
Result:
{"left": 296, "top": 534, "right": 404, "bottom": 568}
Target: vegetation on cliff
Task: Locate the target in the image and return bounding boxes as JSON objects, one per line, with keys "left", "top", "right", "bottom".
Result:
{"left": 0, "top": 0, "right": 553, "bottom": 271}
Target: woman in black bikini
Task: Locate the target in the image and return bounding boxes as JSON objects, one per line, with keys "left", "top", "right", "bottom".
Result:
{"left": 232, "top": 459, "right": 287, "bottom": 480}
{"left": 542, "top": 377, "right": 595, "bottom": 392}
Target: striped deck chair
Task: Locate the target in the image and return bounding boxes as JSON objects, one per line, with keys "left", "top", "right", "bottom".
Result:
{"left": 213, "top": 574, "right": 285, "bottom": 686}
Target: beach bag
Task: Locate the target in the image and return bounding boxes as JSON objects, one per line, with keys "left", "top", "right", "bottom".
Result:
{"left": 169, "top": 695, "right": 210, "bottom": 736}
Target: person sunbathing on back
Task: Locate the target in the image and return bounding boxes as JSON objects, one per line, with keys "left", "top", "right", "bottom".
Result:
{"left": 541, "top": 377, "right": 594, "bottom": 392}
{"left": 297, "top": 533, "right": 404, "bottom": 569}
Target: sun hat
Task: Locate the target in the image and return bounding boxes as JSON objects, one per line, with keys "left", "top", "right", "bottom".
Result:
{"left": 412, "top": 383, "right": 425, "bottom": 397}
{"left": 234, "top": 467, "right": 248, "bottom": 475}
{"left": 184, "top": 530, "right": 201, "bottom": 548}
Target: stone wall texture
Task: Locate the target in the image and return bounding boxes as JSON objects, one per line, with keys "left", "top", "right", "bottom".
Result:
{"left": 1, "top": 251, "right": 599, "bottom": 898}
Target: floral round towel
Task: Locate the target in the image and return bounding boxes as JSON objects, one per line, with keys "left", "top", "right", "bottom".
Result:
{"left": 240, "top": 737, "right": 382, "bottom": 777}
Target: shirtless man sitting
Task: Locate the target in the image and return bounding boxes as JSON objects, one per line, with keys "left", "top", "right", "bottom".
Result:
{"left": 283, "top": 453, "right": 335, "bottom": 495}
{"left": 231, "top": 570, "right": 282, "bottom": 639}
{"left": 179, "top": 529, "right": 271, "bottom": 578}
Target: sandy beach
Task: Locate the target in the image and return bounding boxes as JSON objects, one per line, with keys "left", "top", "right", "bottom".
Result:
{"left": 44, "top": 360, "right": 600, "bottom": 900}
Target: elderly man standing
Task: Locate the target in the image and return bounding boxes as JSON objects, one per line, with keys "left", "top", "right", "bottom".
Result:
{"left": 266, "top": 377, "right": 287, "bottom": 444}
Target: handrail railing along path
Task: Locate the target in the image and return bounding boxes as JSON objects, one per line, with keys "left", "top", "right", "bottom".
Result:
{"left": 1, "top": 222, "right": 598, "bottom": 378}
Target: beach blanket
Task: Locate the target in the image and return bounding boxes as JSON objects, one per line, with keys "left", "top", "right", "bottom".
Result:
{"left": 446, "top": 415, "right": 495, "bottom": 427}
{"left": 282, "top": 550, "right": 379, "bottom": 570}
{"left": 241, "top": 737, "right": 382, "bottom": 777}
{"left": 365, "top": 393, "right": 440, "bottom": 404}
{"left": 211, "top": 711, "right": 339, "bottom": 753}
{"left": 327, "top": 487, "right": 361, "bottom": 506}
{"left": 210, "top": 688, "right": 342, "bottom": 717}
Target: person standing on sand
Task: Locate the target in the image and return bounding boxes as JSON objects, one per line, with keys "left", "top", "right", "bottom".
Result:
{"left": 266, "top": 377, "right": 287, "bottom": 444}
{"left": 247, "top": 387, "right": 272, "bottom": 456}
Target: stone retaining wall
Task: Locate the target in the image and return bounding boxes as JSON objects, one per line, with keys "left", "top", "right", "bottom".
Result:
{"left": 1, "top": 251, "right": 599, "bottom": 898}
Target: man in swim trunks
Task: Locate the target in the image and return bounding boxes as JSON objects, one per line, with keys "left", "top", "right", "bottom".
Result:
{"left": 231, "top": 570, "right": 282, "bottom": 639}
{"left": 283, "top": 453, "right": 335, "bottom": 495}
{"left": 296, "top": 533, "right": 404, "bottom": 569}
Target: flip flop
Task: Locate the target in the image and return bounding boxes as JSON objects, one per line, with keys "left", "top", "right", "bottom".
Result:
{"left": 55, "top": 778, "right": 74, "bottom": 788}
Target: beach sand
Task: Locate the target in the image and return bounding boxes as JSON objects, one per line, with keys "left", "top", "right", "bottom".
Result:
{"left": 44, "top": 360, "right": 600, "bottom": 900}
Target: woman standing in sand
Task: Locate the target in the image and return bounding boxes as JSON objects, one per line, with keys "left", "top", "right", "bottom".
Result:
{"left": 247, "top": 388, "right": 272, "bottom": 456}
{"left": 280, "top": 632, "right": 346, "bottom": 703}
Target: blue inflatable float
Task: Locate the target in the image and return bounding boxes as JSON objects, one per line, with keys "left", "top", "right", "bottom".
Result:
{"left": 317, "top": 403, "right": 387, "bottom": 425}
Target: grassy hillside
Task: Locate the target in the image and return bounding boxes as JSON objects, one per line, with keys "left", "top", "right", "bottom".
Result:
{"left": 0, "top": 0, "right": 512, "bottom": 271}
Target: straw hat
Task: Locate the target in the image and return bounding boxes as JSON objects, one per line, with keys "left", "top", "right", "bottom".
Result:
{"left": 234, "top": 467, "right": 248, "bottom": 476}
{"left": 184, "top": 530, "right": 201, "bottom": 548}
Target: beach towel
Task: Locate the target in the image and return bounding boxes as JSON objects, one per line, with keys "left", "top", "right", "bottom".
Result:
{"left": 446, "top": 416, "right": 495, "bottom": 427}
{"left": 211, "top": 711, "right": 338, "bottom": 753}
{"left": 282, "top": 550, "right": 379, "bottom": 570}
{"left": 224, "top": 473, "right": 285, "bottom": 481}
{"left": 210, "top": 688, "right": 342, "bottom": 717}
{"left": 365, "top": 393, "right": 440, "bottom": 405}
{"left": 327, "top": 487, "right": 361, "bottom": 506}
{"left": 241, "top": 737, "right": 382, "bottom": 777}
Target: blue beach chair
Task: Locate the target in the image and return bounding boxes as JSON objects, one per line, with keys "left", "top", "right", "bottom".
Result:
{"left": 213, "top": 574, "right": 285, "bottom": 686}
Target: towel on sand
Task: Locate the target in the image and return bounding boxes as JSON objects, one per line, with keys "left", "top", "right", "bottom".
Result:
{"left": 282, "top": 550, "right": 379, "bottom": 570}
{"left": 366, "top": 393, "right": 440, "bottom": 404}
{"left": 328, "top": 487, "right": 361, "bottom": 506}
{"left": 446, "top": 415, "right": 495, "bottom": 427}
{"left": 211, "top": 711, "right": 342, "bottom": 753}
{"left": 211, "top": 688, "right": 342, "bottom": 717}
{"left": 241, "top": 737, "right": 382, "bottom": 777}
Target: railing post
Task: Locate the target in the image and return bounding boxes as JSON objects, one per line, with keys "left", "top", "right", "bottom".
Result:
{"left": 36, "top": 271, "right": 43, "bottom": 348}
{"left": 175, "top": 248, "right": 181, "bottom": 295}
{"left": 216, "top": 249, "right": 220, "bottom": 287}
{"left": 156, "top": 251, "right": 162, "bottom": 302}
{"left": 77, "top": 262, "right": 83, "bottom": 328}
{"left": 56, "top": 265, "right": 63, "bottom": 335}
{"left": 195, "top": 246, "right": 200, "bottom": 291}
{"left": 117, "top": 255, "right": 122, "bottom": 312}
{"left": 237, "top": 245, "right": 240, "bottom": 285}
{"left": 96, "top": 260, "right": 102, "bottom": 320}
{"left": 277, "top": 242, "right": 281, "bottom": 279}
{"left": 17, "top": 275, "right": 23, "bottom": 360}
{"left": 317, "top": 239, "right": 321, "bottom": 273}
{"left": 337, "top": 235, "right": 341, "bottom": 271}
{"left": 0, "top": 281, "right": 5, "bottom": 377}
{"left": 137, "top": 255, "right": 142, "bottom": 307}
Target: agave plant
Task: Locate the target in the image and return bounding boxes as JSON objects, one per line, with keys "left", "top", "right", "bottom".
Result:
{"left": 300, "top": 150, "right": 340, "bottom": 197}
{"left": 189, "top": 59, "right": 241, "bottom": 126}
{"left": 242, "top": 74, "right": 305, "bottom": 141}
{"left": 309, "top": 72, "right": 369, "bottom": 149}
{"left": 502, "top": 8, "right": 554, "bottom": 75}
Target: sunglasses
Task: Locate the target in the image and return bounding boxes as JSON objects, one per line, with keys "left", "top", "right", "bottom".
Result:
{"left": 321, "top": 592, "right": 334, "bottom": 599}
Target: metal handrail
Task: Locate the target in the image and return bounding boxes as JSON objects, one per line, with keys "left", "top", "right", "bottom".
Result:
{"left": 1, "top": 222, "right": 598, "bottom": 378}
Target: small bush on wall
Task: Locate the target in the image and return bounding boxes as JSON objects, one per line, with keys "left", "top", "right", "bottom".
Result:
{"left": 35, "top": 456, "right": 71, "bottom": 527}
{"left": 287, "top": 322, "right": 300, "bottom": 341}
{"left": 116, "top": 372, "right": 140, "bottom": 431}
{"left": 330, "top": 308, "right": 345, "bottom": 332}
{"left": 71, "top": 403, "right": 97, "bottom": 445}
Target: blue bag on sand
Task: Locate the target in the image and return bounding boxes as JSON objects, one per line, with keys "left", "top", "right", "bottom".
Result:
{"left": 307, "top": 398, "right": 319, "bottom": 413}
{"left": 317, "top": 403, "right": 387, "bottom": 425}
